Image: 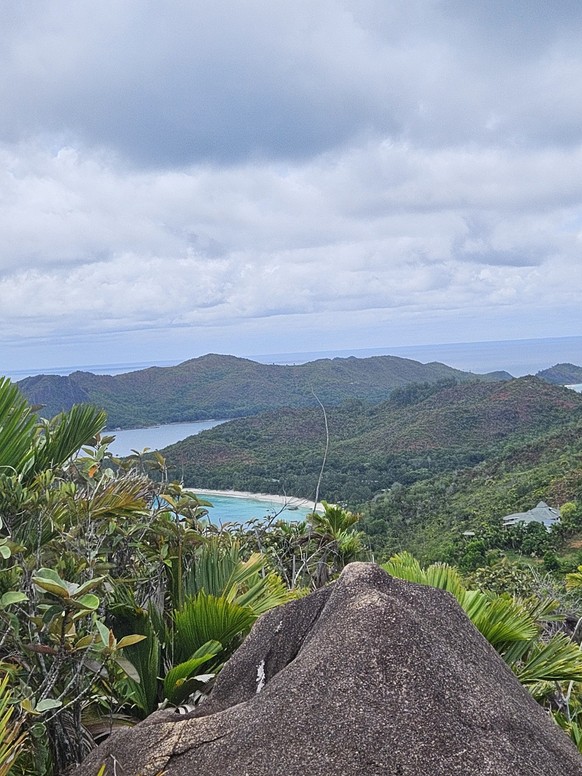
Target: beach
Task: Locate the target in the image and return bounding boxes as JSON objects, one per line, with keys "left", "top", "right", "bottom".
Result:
{"left": 190, "top": 488, "right": 322, "bottom": 512}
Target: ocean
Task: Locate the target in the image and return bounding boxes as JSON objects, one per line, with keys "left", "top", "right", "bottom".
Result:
{"left": 251, "top": 335, "right": 582, "bottom": 377}
{"left": 5, "top": 335, "right": 582, "bottom": 381}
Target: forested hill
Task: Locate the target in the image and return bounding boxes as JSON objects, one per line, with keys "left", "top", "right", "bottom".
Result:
{"left": 16, "top": 353, "right": 510, "bottom": 429}
{"left": 537, "top": 362, "right": 582, "bottom": 385}
{"left": 161, "top": 377, "right": 582, "bottom": 503}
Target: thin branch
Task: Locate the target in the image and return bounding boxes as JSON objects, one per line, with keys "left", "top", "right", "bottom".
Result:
{"left": 311, "top": 390, "right": 329, "bottom": 510}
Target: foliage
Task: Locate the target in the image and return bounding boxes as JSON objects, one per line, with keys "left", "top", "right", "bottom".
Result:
{"left": 5, "top": 370, "right": 582, "bottom": 767}
{"left": 111, "top": 538, "right": 292, "bottom": 718}
{"left": 537, "top": 363, "right": 582, "bottom": 386}
{"left": 234, "top": 502, "right": 367, "bottom": 590}
{"left": 384, "top": 552, "right": 582, "bottom": 750}
{"left": 159, "top": 377, "right": 582, "bottom": 519}
{"left": 0, "top": 378, "right": 292, "bottom": 773}
{"left": 361, "top": 408, "right": 582, "bottom": 564}
{"left": 17, "top": 354, "right": 489, "bottom": 429}
{"left": 0, "top": 669, "right": 27, "bottom": 775}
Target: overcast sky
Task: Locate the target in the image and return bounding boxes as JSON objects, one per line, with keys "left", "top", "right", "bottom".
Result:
{"left": 2, "top": 0, "right": 582, "bottom": 373}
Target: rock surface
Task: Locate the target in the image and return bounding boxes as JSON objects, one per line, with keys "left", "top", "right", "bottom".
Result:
{"left": 75, "top": 563, "right": 582, "bottom": 775}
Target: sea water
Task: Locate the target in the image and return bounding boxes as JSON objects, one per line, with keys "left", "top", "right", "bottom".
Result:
{"left": 7, "top": 335, "right": 582, "bottom": 381}
{"left": 252, "top": 336, "right": 582, "bottom": 378}
{"left": 107, "top": 419, "right": 226, "bottom": 457}
{"left": 197, "top": 493, "right": 312, "bottom": 525}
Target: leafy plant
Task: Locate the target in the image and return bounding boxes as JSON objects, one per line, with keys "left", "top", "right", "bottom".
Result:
{"left": 0, "top": 670, "right": 27, "bottom": 776}
{"left": 383, "top": 551, "right": 582, "bottom": 749}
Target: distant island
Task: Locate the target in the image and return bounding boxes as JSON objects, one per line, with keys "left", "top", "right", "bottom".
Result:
{"left": 536, "top": 362, "right": 582, "bottom": 385}
{"left": 17, "top": 352, "right": 511, "bottom": 428}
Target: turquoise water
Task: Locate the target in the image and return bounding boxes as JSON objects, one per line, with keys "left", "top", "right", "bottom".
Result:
{"left": 196, "top": 493, "right": 312, "bottom": 525}
{"left": 107, "top": 425, "right": 312, "bottom": 524}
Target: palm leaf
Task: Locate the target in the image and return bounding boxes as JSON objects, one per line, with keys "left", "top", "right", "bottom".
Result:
{"left": 461, "top": 590, "right": 538, "bottom": 653}
{"left": 382, "top": 551, "right": 425, "bottom": 583}
{"left": 422, "top": 563, "right": 466, "bottom": 603}
{"left": 184, "top": 539, "right": 290, "bottom": 616}
{"left": 0, "top": 378, "right": 36, "bottom": 475}
{"left": 566, "top": 567, "right": 582, "bottom": 591}
{"left": 32, "top": 404, "right": 107, "bottom": 474}
{"left": 185, "top": 539, "right": 241, "bottom": 599}
{"left": 163, "top": 640, "right": 221, "bottom": 705}
{"left": 234, "top": 571, "right": 289, "bottom": 615}
{"left": 107, "top": 595, "right": 162, "bottom": 718}
{"left": 173, "top": 592, "right": 255, "bottom": 664}
{"left": 517, "top": 634, "right": 582, "bottom": 686}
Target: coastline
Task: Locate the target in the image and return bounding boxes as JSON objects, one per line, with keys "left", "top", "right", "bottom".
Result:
{"left": 189, "top": 487, "right": 323, "bottom": 513}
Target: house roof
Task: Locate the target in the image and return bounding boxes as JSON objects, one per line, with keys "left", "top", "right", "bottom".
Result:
{"left": 502, "top": 501, "right": 560, "bottom": 528}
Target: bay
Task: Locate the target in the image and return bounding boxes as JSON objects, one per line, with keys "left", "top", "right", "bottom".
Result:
{"left": 107, "top": 425, "right": 316, "bottom": 524}
{"left": 107, "top": 419, "right": 227, "bottom": 457}
{"left": 193, "top": 491, "right": 314, "bottom": 525}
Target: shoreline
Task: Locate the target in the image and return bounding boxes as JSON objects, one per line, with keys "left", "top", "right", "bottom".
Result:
{"left": 189, "top": 487, "right": 323, "bottom": 512}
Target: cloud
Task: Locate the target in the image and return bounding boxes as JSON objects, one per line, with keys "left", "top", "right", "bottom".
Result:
{"left": 2, "top": 1, "right": 582, "bottom": 166}
{"left": 0, "top": 1, "right": 582, "bottom": 367}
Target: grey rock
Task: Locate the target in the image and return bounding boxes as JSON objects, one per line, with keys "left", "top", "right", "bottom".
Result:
{"left": 74, "top": 563, "right": 582, "bottom": 775}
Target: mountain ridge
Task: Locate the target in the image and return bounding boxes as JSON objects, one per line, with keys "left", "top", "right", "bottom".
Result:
{"left": 16, "top": 352, "right": 512, "bottom": 428}
{"left": 537, "top": 362, "right": 582, "bottom": 385}
{"left": 161, "top": 376, "right": 582, "bottom": 503}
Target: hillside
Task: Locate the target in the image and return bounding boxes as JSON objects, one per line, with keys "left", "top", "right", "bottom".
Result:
{"left": 161, "top": 376, "right": 582, "bottom": 503}
{"left": 362, "top": 414, "right": 582, "bottom": 562}
{"left": 16, "top": 353, "right": 510, "bottom": 428}
{"left": 537, "top": 362, "right": 582, "bottom": 385}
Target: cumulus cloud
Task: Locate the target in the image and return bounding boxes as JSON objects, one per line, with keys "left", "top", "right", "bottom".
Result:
{"left": 0, "top": 1, "right": 581, "bottom": 368}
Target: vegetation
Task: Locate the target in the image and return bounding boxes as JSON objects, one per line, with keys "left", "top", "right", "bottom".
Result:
{"left": 385, "top": 552, "right": 582, "bottom": 746}
{"left": 3, "top": 368, "right": 582, "bottom": 770}
{"left": 161, "top": 376, "right": 582, "bottom": 505}
{"left": 537, "top": 363, "right": 582, "bottom": 385}
{"left": 0, "top": 377, "right": 373, "bottom": 773}
{"left": 361, "top": 411, "right": 582, "bottom": 565}
{"left": 17, "top": 353, "right": 509, "bottom": 429}
{"left": 0, "top": 377, "right": 296, "bottom": 773}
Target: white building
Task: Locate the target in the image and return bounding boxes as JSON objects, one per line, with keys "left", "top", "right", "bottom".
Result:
{"left": 502, "top": 501, "right": 560, "bottom": 530}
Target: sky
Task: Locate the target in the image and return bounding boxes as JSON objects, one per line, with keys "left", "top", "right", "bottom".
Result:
{"left": 1, "top": 0, "right": 582, "bottom": 373}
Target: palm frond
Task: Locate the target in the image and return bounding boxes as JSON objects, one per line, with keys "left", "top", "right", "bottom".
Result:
{"left": 32, "top": 404, "right": 107, "bottom": 474}
{"left": 0, "top": 378, "right": 36, "bottom": 476}
{"left": 173, "top": 592, "right": 255, "bottom": 664}
{"left": 461, "top": 590, "right": 538, "bottom": 653}
{"left": 163, "top": 640, "right": 221, "bottom": 706}
{"left": 517, "top": 634, "right": 582, "bottom": 686}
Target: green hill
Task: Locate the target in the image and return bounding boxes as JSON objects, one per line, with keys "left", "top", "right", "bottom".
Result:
{"left": 17, "top": 353, "right": 510, "bottom": 428}
{"left": 362, "top": 414, "right": 582, "bottom": 563}
{"left": 537, "top": 362, "right": 582, "bottom": 385}
{"left": 161, "top": 376, "right": 582, "bottom": 503}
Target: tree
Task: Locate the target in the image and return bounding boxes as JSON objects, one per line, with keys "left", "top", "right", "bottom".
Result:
{"left": 306, "top": 501, "right": 365, "bottom": 587}
{"left": 0, "top": 377, "right": 291, "bottom": 772}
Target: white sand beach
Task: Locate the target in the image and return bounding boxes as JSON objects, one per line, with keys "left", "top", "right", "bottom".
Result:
{"left": 189, "top": 488, "right": 323, "bottom": 512}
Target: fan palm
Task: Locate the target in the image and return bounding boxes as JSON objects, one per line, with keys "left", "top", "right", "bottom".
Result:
{"left": 111, "top": 537, "right": 290, "bottom": 716}
{"left": 383, "top": 552, "right": 582, "bottom": 687}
